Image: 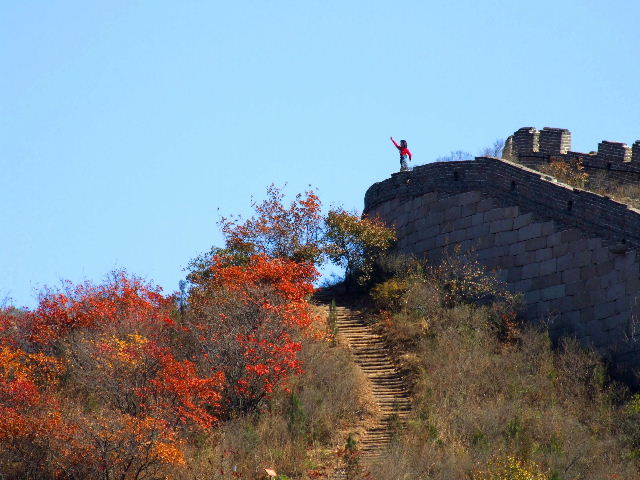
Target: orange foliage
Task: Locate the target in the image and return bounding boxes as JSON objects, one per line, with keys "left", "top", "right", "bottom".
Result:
{"left": 26, "top": 271, "right": 174, "bottom": 346}
{"left": 187, "top": 254, "right": 319, "bottom": 412}
{"left": 0, "top": 272, "right": 225, "bottom": 477}
{"left": 219, "top": 184, "right": 324, "bottom": 263}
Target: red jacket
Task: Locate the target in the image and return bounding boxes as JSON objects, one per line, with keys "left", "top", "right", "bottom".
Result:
{"left": 391, "top": 138, "right": 412, "bottom": 160}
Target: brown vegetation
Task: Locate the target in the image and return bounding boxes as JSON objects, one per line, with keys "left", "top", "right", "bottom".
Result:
{"left": 367, "top": 251, "right": 640, "bottom": 479}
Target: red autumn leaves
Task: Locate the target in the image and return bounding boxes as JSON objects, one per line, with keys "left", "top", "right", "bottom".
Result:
{"left": 0, "top": 254, "right": 318, "bottom": 477}
{"left": 0, "top": 185, "right": 395, "bottom": 477}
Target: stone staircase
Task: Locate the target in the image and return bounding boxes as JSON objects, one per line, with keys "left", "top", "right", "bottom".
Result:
{"left": 316, "top": 292, "right": 411, "bottom": 462}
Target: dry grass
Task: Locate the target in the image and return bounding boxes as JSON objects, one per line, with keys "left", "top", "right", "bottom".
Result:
{"left": 180, "top": 326, "right": 374, "bottom": 479}
{"left": 367, "top": 254, "right": 640, "bottom": 480}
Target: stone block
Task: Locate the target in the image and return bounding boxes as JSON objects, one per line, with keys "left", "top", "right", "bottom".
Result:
{"left": 449, "top": 229, "right": 466, "bottom": 244}
{"left": 584, "top": 276, "right": 603, "bottom": 292}
{"left": 414, "top": 238, "right": 434, "bottom": 252}
{"left": 541, "top": 221, "right": 555, "bottom": 236}
{"left": 460, "top": 202, "right": 477, "bottom": 217}
{"left": 507, "top": 266, "right": 523, "bottom": 282}
{"left": 515, "top": 251, "right": 535, "bottom": 267}
{"left": 625, "top": 277, "right": 640, "bottom": 295}
{"left": 550, "top": 296, "right": 572, "bottom": 312}
{"left": 458, "top": 191, "right": 482, "bottom": 205}
{"left": 560, "top": 229, "right": 582, "bottom": 243}
{"left": 615, "top": 297, "right": 628, "bottom": 314}
{"left": 476, "top": 234, "right": 495, "bottom": 249}
{"left": 510, "top": 241, "right": 527, "bottom": 256}
{"left": 498, "top": 254, "right": 516, "bottom": 269}
{"left": 594, "top": 301, "right": 617, "bottom": 320}
{"left": 532, "top": 272, "right": 562, "bottom": 290}
{"left": 490, "top": 218, "right": 514, "bottom": 234}
{"left": 435, "top": 234, "right": 449, "bottom": 248}
{"left": 580, "top": 306, "right": 596, "bottom": 323}
{"left": 580, "top": 265, "right": 597, "bottom": 281}
{"left": 503, "top": 206, "right": 519, "bottom": 218}
{"left": 562, "top": 268, "right": 581, "bottom": 284}
{"left": 518, "top": 223, "right": 542, "bottom": 241}
{"left": 540, "top": 258, "right": 558, "bottom": 276}
{"left": 511, "top": 278, "right": 533, "bottom": 293}
{"left": 471, "top": 212, "right": 484, "bottom": 226}
{"left": 513, "top": 213, "right": 533, "bottom": 230}
{"left": 485, "top": 207, "right": 508, "bottom": 222}
{"left": 535, "top": 248, "right": 553, "bottom": 262}
{"left": 573, "top": 250, "right": 592, "bottom": 267}
{"left": 453, "top": 215, "right": 472, "bottom": 230}
{"left": 557, "top": 253, "right": 574, "bottom": 272}
{"left": 601, "top": 271, "right": 620, "bottom": 287}
{"left": 440, "top": 221, "right": 454, "bottom": 234}
{"left": 542, "top": 284, "right": 566, "bottom": 301}
{"left": 525, "top": 289, "right": 541, "bottom": 303}
{"left": 615, "top": 253, "right": 636, "bottom": 270}
{"left": 602, "top": 314, "right": 626, "bottom": 332}
{"left": 424, "top": 211, "right": 444, "bottom": 226}
{"left": 607, "top": 283, "right": 626, "bottom": 301}
{"left": 476, "top": 198, "right": 494, "bottom": 212}
{"left": 572, "top": 238, "right": 589, "bottom": 253}
{"left": 592, "top": 247, "right": 610, "bottom": 264}
{"left": 459, "top": 239, "right": 474, "bottom": 252}
{"left": 565, "top": 282, "right": 582, "bottom": 296}
{"left": 552, "top": 243, "right": 569, "bottom": 257}
{"left": 495, "top": 230, "right": 519, "bottom": 246}
{"left": 496, "top": 269, "right": 508, "bottom": 282}
{"left": 464, "top": 224, "right": 489, "bottom": 241}
{"left": 444, "top": 206, "right": 462, "bottom": 221}
{"left": 573, "top": 293, "right": 593, "bottom": 309}
{"left": 588, "top": 238, "right": 603, "bottom": 250}
{"left": 596, "top": 261, "right": 614, "bottom": 276}
{"left": 522, "top": 263, "right": 540, "bottom": 279}
{"left": 525, "top": 236, "right": 547, "bottom": 251}
{"left": 547, "top": 232, "right": 563, "bottom": 247}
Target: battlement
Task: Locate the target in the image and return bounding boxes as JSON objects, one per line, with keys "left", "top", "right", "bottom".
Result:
{"left": 503, "top": 127, "right": 640, "bottom": 189}
{"left": 506, "top": 126, "right": 639, "bottom": 163}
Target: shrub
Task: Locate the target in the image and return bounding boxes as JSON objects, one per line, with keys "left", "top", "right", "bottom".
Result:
{"left": 538, "top": 158, "right": 589, "bottom": 189}
{"left": 472, "top": 456, "right": 549, "bottom": 480}
{"left": 367, "top": 252, "right": 640, "bottom": 479}
{"left": 324, "top": 208, "right": 396, "bottom": 287}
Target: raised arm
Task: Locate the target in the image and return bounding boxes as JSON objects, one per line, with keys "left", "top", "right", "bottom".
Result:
{"left": 390, "top": 136, "right": 400, "bottom": 149}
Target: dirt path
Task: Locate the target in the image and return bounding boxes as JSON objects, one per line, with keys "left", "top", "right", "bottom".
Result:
{"left": 316, "top": 294, "right": 411, "bottom": 462}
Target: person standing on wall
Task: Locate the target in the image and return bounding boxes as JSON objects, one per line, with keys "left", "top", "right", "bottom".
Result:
{"left": 391, "top": 137, "right": 412, "bottom": 171}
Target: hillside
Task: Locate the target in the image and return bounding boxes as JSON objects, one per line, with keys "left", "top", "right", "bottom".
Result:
{"left": 3, "top": 162, "right": 640, "bottom": 479}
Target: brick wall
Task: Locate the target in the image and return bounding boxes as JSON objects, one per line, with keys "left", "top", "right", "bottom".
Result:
{"left": 598, "top": 141, "right": 632, "bottom": 162}
{"left": 364, "top": 157, "right": 640, "bottom": 380}
{"left": 506, "top": 127, "right": 640, "bottom": 187}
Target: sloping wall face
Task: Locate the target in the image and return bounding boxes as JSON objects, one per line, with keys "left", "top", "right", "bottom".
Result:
{"left": 364, "top": 158, "right": 640, "bottom": 379}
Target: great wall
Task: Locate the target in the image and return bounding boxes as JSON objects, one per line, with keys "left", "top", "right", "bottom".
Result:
{"left": 364, "top": 127, "right": 640, "bottom": 381}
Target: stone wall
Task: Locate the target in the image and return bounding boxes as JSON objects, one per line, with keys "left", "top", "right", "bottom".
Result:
{"left": 364, "top": 157, "right": 640, "bottom": 380}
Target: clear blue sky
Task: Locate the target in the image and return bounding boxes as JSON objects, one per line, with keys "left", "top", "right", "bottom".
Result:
{"left": 2, "top": 1, "right": 639, "bottom": 307}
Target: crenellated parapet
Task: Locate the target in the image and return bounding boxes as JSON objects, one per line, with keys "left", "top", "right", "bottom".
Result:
{"left": 506, "top": 126, "right": 639, "bottom": 163}
{"left": 504, "top": 127, "right": 640, "bottom": 188}
{"left": 597, "top": 140, "right": 632, "bottom": 163}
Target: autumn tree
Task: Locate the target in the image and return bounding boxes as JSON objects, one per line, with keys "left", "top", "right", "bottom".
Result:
{"left": 324, "top": 209, "right": 397, "bottom": 286}
{"left": 0, "top": 272, "right": 226, "bottom": 478}
{"left": 218, "top": 184, "right": 324, "bottom": 263}
{"left": 186, "top": 254, "right": 319, "bottom": 413}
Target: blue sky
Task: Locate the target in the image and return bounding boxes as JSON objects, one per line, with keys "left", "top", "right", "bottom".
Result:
{"left": 2, "top": 1, "right": 639, "bottom": 307}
